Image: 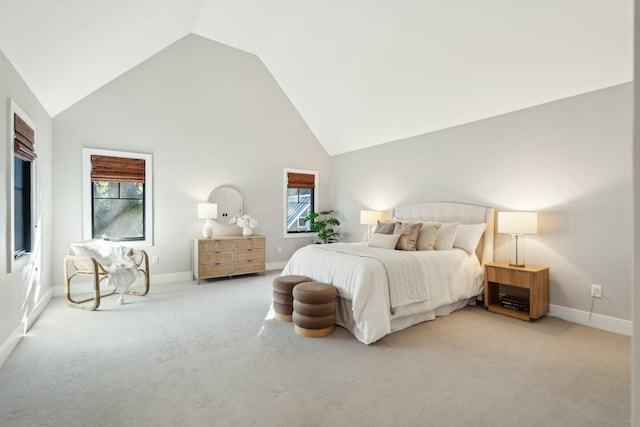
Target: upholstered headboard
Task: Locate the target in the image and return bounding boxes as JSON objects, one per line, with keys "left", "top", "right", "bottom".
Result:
{"left": 392, "top": 202, "right": 495, "bottom": 266}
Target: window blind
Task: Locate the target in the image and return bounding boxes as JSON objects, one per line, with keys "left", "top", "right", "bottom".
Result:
{"left": 14, "top": 113, "right": 36, "bottom": 162}
{"left": 287, "top": 172, "right": 315, "bottom": 189}
{"left": 91, "top": 155, "right": 146, "bottom": 183}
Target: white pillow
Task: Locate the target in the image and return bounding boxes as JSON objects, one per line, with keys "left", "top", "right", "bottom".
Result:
{"left": 433, "top": 222, "right": 459, "bottom": 250}
{"left": 70, "top": 240, "right": 114, "bottom": 265}
{"left": 416, "top": 222, "right": 441, "bottom": 251}
{"left": 368, "top": 233, "right": 401, "bottom": 249}
{"left": 453, "top": 223, "right": 488, "bottom": 254}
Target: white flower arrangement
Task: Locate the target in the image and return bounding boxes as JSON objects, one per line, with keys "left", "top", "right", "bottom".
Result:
{"left": 230, "top": 213, "right": 258, "bottom": 229}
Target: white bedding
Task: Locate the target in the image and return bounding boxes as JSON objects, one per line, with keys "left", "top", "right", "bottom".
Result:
{"left": 281, "top": 243, "right": 483, "bottom": 344}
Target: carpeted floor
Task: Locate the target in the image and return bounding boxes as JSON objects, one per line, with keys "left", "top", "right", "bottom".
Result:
{"left": 0, "top": 271, "right": 630, "bottom": 426}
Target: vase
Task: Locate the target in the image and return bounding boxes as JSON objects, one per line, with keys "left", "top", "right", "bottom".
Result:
{"left": 242, "top": 227, "right": 253, "bottom": 236}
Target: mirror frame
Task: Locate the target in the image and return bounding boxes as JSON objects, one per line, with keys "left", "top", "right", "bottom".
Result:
{"left": 208, "top": 186, "right": 243, "bottom": 224}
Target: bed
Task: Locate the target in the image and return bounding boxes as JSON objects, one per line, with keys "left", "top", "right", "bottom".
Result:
{"left": 281, "top": 202, "right": 495, "bottom": 344}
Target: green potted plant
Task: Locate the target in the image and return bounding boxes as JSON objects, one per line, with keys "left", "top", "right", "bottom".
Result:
{"left": 303, "top": 210, "right": 341, "bottom": 244}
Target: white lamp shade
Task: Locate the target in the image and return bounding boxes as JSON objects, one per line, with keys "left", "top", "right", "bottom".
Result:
{"left": 360, "top": 210, "right": 381, "bottom": 225}
{"left": 497, "top": 211, "right": 538, "bottom": 235}
{"left": 198, "top": 203, "right": 218, "bottom": 219}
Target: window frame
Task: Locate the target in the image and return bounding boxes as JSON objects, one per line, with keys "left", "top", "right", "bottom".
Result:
{"left": 8, "top": 100, "right": 37, "bottom": 272}
{"left": 282, "top": 168, "right": 318, "bottom": 239}
{"left": 82, "top": 148, "right": 153, "bottom": 247}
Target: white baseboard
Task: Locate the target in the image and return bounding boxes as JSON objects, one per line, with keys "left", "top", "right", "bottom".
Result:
{"left": 0, "top": 288, "right": 53, "bottom": 368}
{"left": 151, "top": 271, "right": 193, "bottom": 284}
{"left": 0, "top": 322, "right": 24, "bottom": 369}
{"left": 549, "top": 304, "right": 632, "bottom": 336}
{"left": 267, "top": 261, "right": 287, "bottom": 271}
{"left": 26, "top": 288, "right": 53, "bottom": 331}
{"left": 53, "top": 266, "right": 287, "bottom": 296}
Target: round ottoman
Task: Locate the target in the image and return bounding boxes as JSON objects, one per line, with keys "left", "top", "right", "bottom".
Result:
{"left": 292, "top": 282, "right": 337, "bottom": 338}
{"left": 272, "top": 275, "right": 312, "bottom": 322}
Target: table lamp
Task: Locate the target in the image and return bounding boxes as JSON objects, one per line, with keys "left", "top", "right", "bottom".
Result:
{"left": 497, "top": 211, "right": 538, "bottom": 267}
{"left": 360, "top": 210, "right": 382, "bottom": 240}
{"left": 198, "top": 203, "right": 218, "bottom": 238}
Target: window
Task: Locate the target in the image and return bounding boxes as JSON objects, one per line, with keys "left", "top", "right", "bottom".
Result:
{"left": 14, "top": 157, "right": 32, "bottom": 255}
{"left": 83, "top": 149, "right": 153, "bottom": 246}
{"left": 9, "top": 101, "right": 36, "bottom": 272}
{"left": 283, "top": 168, "right": 318, "bottom": 238}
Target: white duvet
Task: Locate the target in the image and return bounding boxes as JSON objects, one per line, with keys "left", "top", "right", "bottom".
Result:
{"left": 282, "top": 243, "right": 483, "bottom": 344}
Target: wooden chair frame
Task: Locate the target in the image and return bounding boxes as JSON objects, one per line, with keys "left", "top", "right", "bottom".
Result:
{"left": 63, "top": 247, "right": 150, "bottom": 310}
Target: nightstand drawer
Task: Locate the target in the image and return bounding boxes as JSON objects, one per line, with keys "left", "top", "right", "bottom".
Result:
{"left": 487, "top": 266, "right": 532, "bottom": 289}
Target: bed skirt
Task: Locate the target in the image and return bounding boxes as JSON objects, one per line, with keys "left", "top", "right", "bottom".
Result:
{"left": 335, "top": 295, "right": 477, "bottom": 344}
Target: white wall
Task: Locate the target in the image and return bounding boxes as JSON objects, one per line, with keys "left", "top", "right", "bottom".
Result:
{"left": 0, "top": 49, "right": 53, "bottom": 361}
{"left": 632, "top": 1, "right": 639, "bottom": 424}
{"left": 52, "top": 34, "right": 330, "bottom": 285}
{"left": 331, "top": 84, "right": 632, "bottom": 324}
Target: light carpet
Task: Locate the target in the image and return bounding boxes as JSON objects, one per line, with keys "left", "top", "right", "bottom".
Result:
{"left": 0, "top": 271, "right": 630, "bottom": 426}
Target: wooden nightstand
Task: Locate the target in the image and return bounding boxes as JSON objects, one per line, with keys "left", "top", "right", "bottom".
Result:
{"left": 484, "top": 261, "right": 549, "bottom": 321}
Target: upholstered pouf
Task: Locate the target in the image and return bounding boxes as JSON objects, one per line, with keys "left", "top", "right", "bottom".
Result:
{"left": 272, "top": 275, "right": 312, "bottom": 322}
{"left": 292, "top": 282, "right": 337, "bottom": 338}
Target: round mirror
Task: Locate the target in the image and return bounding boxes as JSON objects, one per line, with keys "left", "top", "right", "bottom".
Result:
{"left": 208, "top": 186, "right": 243, "bottom": 224}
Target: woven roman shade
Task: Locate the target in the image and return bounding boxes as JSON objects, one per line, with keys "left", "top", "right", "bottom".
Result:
{"left": 91, "top": 155, "right": 145, "bottom": 183}
{"left": 287, "top": 172, "right": 315, "bottom": 189}
{"left": 14, "top": 113, "right": 36, "bottom": 161}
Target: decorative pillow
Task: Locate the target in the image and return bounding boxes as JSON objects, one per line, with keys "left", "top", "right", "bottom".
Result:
{"left": 453, "top": 223, "right": 488, "bottom": 254}
{"left": 70, "top": 240, "right": 114, "bottom": 266}
{"left": 368, "top": 232, "right": 401, "bottom": 249}
{"left": 393, "top": 222, "right": 423, "bottom": 251}
{"left": 374, "top": 220, "right": 396, "bottom": 235}
{"left": 433, "top": 222, "right": 459, "bottom": 250}
{"left": 416, "top": 222, "right": 441, "bottom": 251}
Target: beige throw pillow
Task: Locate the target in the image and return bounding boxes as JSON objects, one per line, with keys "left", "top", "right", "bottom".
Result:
{"left": 416, "top": 222, "right": 441, "bottom": 251}
{"left": 374, "top": 220, "right": 396, "bottom": 235}
{"left": 393, "top": 222, "right": 423, "bottom": 251}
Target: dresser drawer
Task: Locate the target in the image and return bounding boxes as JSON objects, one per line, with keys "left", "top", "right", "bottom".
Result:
{"left": 200, "top": 263, "right": 233, "bottom": 277}
{"left": 234, "top": 260, "right": 264, "bottom": 274}
{"left": 200, "top": 240, "right": 234, "bottom": 253}
{"left": 201, "top": 252, "right": 233, "bottom": 264}
{"left": 235, "top": 238, "right": 265, "bottom": 251}
{"left": 235, "top": 249, "right": 264, "bottom": 262}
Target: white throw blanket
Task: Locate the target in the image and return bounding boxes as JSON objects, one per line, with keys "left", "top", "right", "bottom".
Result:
{"left": 70, "top": 240, "right": 140, "bottom": 304}
{"left": 315, "top": 243, "right": 430, "bottom": 312}
{"left": 102, "top": 245, "right": 139, "bottom": 301}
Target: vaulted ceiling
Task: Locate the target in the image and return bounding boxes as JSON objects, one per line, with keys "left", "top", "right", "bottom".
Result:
{"left": 0, "top": 0, "right": 632, "bottom": 155}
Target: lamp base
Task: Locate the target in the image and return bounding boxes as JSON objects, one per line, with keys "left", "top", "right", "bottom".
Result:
{"left": 508, "top": 234, "right": 526, "bottom": 267}
{"left": 202, "top": 219, "right": 213, "bottom": 238}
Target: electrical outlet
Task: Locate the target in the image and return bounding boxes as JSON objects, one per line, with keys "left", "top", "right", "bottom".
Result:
{"left": 591, "top": 284, "right": 602, "bottom": 298}
{"left": 151, "top": 256, "right": 159, "bottom": 264}
{"left": 277, "top": 246, "right": 282, "bottom": 254}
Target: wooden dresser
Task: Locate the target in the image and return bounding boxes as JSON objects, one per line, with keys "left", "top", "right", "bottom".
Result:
{"left": 192, "top": 235, "right": 265, "bottom": 284}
